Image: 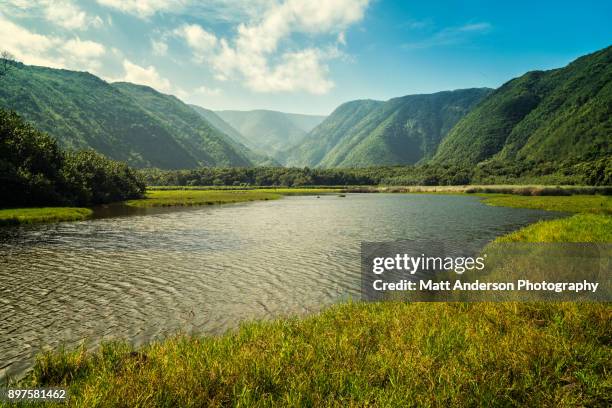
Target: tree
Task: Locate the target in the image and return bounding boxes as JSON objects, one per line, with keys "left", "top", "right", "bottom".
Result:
{"left": 0, "top": 51, "right": 16, "bottom": 79}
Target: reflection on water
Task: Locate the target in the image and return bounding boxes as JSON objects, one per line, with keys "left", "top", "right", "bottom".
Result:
{"left": 0, "top": 194, "right": 560, "bottom": 379}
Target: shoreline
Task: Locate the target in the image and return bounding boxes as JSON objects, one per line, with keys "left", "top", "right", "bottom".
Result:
{"left": 1, "top": 195, "right": 612, "bottom": 405}
{"left": 1, "top": 185, "right": 609, "bottom": 226}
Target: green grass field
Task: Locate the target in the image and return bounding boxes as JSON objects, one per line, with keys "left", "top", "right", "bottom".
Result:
{"left": 3, "top": 194, "right": 610, "bottom": 407}
{"left": 125, "top": 188, "right": 341, "bottom": 208}
{"left": 125, "top": 189, "right": 283, "bottom": 207}
{"left": 496, "top": 213, "right": 612, "bottom": 243}
{"left": 12, "top": 301, "right": 608, "bottom": 407}
{"left": 480, "top": 194, "right": 612, "bottom": 214}
{"left": 0, "top": 207, "right": 92, "bottom": 225}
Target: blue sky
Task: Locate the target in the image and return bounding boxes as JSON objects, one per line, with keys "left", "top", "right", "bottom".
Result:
{"left": 1, "top": 0, "right": 610, "bottom": 115}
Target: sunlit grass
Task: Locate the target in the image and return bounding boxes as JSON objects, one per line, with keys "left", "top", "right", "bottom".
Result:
{"left": 496, "top": 213, "right": 612, "bottom": 243}
{"left": 125, "top": 189, "right": 283, "bottom": 208}
{"left": 11, "top": 302, "right": 610, "bottom": 407}
{"left": 254, "top": 187, "right": 341, "bottom": 195}
{"left": 0, "top": 207, "right": 92, "bottom": 225}
{"left": 480, "top": 194, "right": 612, "bottom": 214}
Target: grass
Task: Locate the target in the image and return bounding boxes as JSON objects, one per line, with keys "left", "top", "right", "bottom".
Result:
{"left": 496, "top": 213, "right": 612, "bottom": 243}
{"left": 125, "top": 188, "right": 342, "bottom": 208}
{"left": 3, "top": 194, "right": 611, "bottom": 407}
{"left": 480, "top": 194, "right": 612, "bottom": 214}
{"left": 6, "top": 302, "right": 609, "bottom": 407}
{"left": 0, "top": 207, "right": 92, "bottom": 225}
{"left": 342, "top": 185, "right": 611, "bottom": 195}
{"left": 125, "top": 189, "right": 283, "bottom": 208}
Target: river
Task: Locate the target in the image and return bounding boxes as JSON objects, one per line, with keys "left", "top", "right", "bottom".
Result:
{"left": 0, "top": 193, "right": 560, "bottom": 379}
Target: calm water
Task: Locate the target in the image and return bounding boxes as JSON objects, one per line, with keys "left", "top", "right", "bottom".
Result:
{"left": 0, "top": 194, "right": 560, "bottom": 379}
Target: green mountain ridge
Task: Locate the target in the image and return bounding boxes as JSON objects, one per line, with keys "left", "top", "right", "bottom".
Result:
{"left": 286, "top": 89, "right": 491, "bottom": 168}
{"left": 1, "top": 45, "right": 609, "bottom": 173}
{"left": 432, "top": 46, "right": 612, "bottom": 166}
{"left": 283, "top": 99, "right": 383, "bottom": 167}
{"left": 189, "top": 105, "right": 279, "bottom": 166}
{"left": 215, "top": 109, "right": 326, "bottom": 160}
{"left": 0, "top": 62, "right": 255, "bottom": 169}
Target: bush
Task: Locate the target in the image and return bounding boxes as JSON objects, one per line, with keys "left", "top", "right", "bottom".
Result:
{"left": 0, "top": 109, "right": 145, "bottom": 208}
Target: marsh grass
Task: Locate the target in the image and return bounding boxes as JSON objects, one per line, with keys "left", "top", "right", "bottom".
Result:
{"left": 7, "top": 302, "right": 610, "bottom": 407}
{"left": 480, "top": 194, "right": 612, "bottom": 214}
{"left": 125, "top": 190, "right": 283, "bottom": 208}
{"left": 0, "top": 207, "right": 92, "bottom": 225}
{"left": 341, "top": 185, "right": 611, "bottom": 195}
{"left": 496, "top": 214, "right": 612, "bottom": 243}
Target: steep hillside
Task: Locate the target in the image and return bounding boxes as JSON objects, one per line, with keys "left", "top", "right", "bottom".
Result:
{"left": 433, "top": 46, "right": 612, "bottom": 166}
{"left": 0, "top": 62, "right": 253, "bottom": 168}
{"left": 215, "top": 109, "right": 326, "bottom": 159}
{"left": 283, "top": 100, "right": 383, "bottom": 167}
{"left": 286, "top": 89, "right": 490, "bottom": 168}
{"left": 189, "top": 105, "right": 278, "bottom": 166}
{"left": 112, "top": 82, "right": 254, "bottom": 167}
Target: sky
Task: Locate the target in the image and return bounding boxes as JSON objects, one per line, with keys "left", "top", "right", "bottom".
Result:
{"left": 0, "top": 0, "right": 610, "bottom": 115}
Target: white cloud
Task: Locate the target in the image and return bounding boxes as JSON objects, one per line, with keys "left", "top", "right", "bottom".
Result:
{"left": 117, "top": 59, "right": 172, "bottom": 92}
{"left": 0, "top": 14, "right": 107, "bottom": 72}
{"left": 457, "top": 22, "right": 492, "bottom": 32}
{"left": 402, "top": 21, "right": 493, "bottom": 50}
{"left": 173, "top": 24, "right": 218, "bottom": 61}
{"left": 63, "top": 38, "right": 106, "bottom": 59}
{"left": 44, "top": 1, "right": 99, "bottom": 30}
{"left": 248, "top": 49, "right": 333, "bottom": 94}
{"left": 151, "top": 39, "right": 168, "bottom": 56}
{"left": 174, "top": 0, "right": 369, "bottom": 94}
{"left": 0, "top": 13, "right": 62, "bottom": 67}
{"left": 1, "top": 0, "right": 103, "bottom": 30}
{"left": 61, "top": 37, "right": 107, "bottom": 71}
{"left": 194, "top": 85, "right": 221, "bottom": 96}
{"left": 96, "top": 0, "right": 184, "bottom": 19}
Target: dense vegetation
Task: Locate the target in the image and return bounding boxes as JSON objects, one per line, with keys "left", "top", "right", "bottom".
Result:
{"left": 433, "top": 46, "right": 611, "bottom": 166}
{"left": 0, "top": 62, "right": 257, "bottom": 169}
{"left": 139, "top": 156, "right": 612, "bottom": 187}
{"left": 285, "top": 89, "right": 491, "bottom": 167}
{"left": 11, "top": 302, "right": 608, "bottom": 407}
{"left": 215, "top": 109, "right": 325, "bottom": 161}
{"left": 189, "top": 105, "right": 279, "bottom": 166}
{"left": 0, "top": 109, "right": 144, "bottom": 208}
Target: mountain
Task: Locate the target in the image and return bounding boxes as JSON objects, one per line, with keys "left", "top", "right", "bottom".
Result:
{"left": 283, "top": 100, "right": 383, "bottom": 167}
{"left": 433, "top": 46, "right": 612, "bottom": 166}
{"left": 0, "top": 62, "right": 254, "bottom": 169}
{"left": 215, "top": 109, "right": 326, "bottom": 159}
{"left": 286, "top": 89, "right": 491, "bottom": 168}
{"left": 189, "top": 105, "right": 279, "bottom": 166}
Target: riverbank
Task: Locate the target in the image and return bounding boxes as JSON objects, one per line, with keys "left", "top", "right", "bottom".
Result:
{"left": 125, "top": 189, "right": 283, "bottom": 208}
{"left": 0, "top": 207, "right": 92, "bottom": 226}
{"left": 5, "top": 194, "right": 609, "bottom": 407}
{"left": 0, "top": 188, "right": 341, "bottom": 224}
{"left": 481, "top": 194, "right": 611, "bottom": 242}
{"left": 1, "top": 186, "right": 607, "bottom": 225}
{"left": 124, "top": 188, "right": 344, "bottom": 207}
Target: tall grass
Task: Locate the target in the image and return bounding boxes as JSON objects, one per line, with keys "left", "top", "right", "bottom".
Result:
{"left": 125, "top": 190, "right": 282, "bottom": 208}
{"left": 11, "top": 302, "right": 610, "bottom": 407}
{"left": 0, "top": 207, "right": 92, "bottom": 225}
{"left": 480, "top": 194, "right": 612, "bottom": 214}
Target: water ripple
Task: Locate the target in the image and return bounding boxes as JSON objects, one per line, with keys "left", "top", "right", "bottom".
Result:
{"left": 0, "top": 194, "right": 559, "bottom": 380}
